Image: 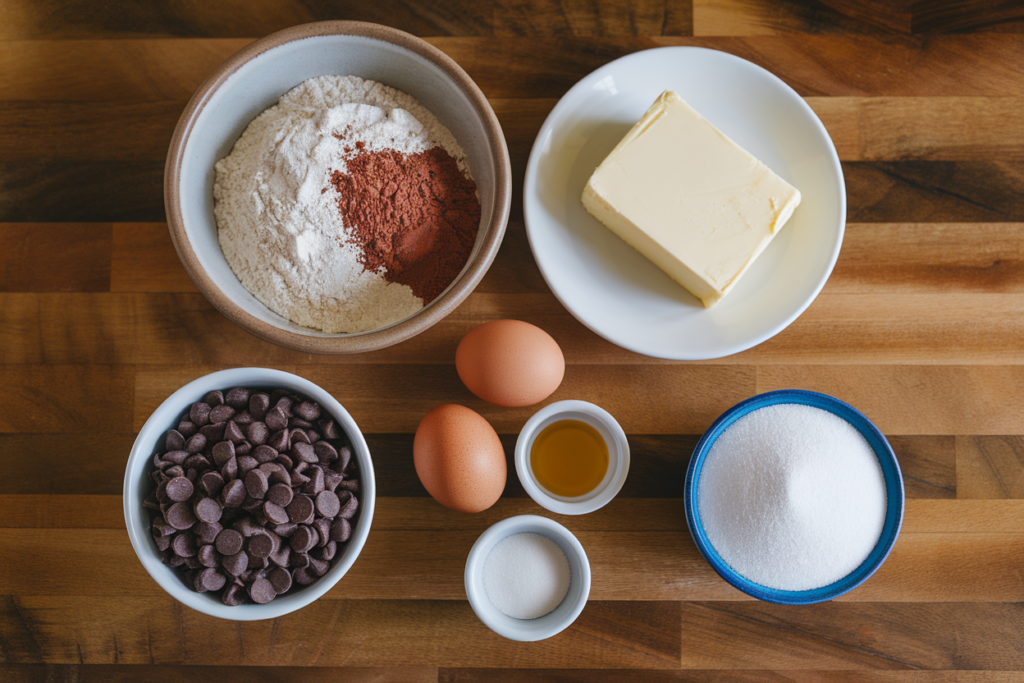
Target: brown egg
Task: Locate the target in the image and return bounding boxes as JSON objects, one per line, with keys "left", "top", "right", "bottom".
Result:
{"left": 413, "top": 404, "right": 506, "bottom": 513}
{"left": 455, "top": 320, "right": 565, "bottom": 407}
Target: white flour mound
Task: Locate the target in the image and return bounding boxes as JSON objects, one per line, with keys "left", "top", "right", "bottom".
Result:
{"left": 214, "top": 75, "right": 469, "bottom": 334}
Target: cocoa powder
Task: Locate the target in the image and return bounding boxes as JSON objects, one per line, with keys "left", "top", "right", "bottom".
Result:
{"left": 332, "top": 147, "right": 480, "bottom": 304}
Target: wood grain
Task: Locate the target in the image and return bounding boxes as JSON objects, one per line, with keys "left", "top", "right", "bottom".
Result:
{"left": 0, "top": 665, "right": 438, "bottom": 682}
{"left": 0, "top": 366, "right": 134, "bottom": 433}
{"left": 956, "top": 436, "right": 1024, "bottom": 499}
{"left": 0, "top": 224, "right": 111, "bottom": 292}
{"left": 693, "top": 0, "right": 912, "bottom": 36}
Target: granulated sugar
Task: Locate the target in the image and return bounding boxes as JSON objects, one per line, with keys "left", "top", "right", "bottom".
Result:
{"left": 697, "top": 403, "right": 887, "bottom": 591}
{"left": 483, "top": 532, "right": 571, "bottom": 619}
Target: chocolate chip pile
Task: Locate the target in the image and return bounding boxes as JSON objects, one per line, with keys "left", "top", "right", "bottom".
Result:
{"left": 145, "top": 387, "right": 360, "bottom": 606}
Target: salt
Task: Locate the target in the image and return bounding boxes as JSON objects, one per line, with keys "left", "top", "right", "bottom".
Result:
{"left": 697, "top": 403, "right": 887, "bottom": 591}
{"left": 483, "top": 532, "right": 571, "bottom": 619}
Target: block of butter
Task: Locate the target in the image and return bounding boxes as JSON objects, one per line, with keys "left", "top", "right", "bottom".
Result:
{"left": 581, "top": 91, "right": 801, "bottom": 308}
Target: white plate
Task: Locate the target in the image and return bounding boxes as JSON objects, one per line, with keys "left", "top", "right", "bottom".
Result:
{"left": 524, "top": 47, "right": 845, "bottom": 360}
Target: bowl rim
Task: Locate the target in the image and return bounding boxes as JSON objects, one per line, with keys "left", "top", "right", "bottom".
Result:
{"left": 683, "top": 389, "right": 904, "bottom": 605}
{"left": 123, "top": 367, "right": 376, "bottom": 620}
{"left": 164, "top": 20, "right": 511, "bottom": 354}
{"left": 464, "top": 515, "right": 591, "bottom": 641}
{"left": 514, "top": 400, "right": 630, "bottom": 515}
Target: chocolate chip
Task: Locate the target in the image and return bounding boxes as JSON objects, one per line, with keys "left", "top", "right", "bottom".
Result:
{"left": 336, "top": 446, "right": 352, "bottom": 473}
{"left": 260, "top": 462, "right": 290, "bottom": 486}
{"left": 184, "top": 433, "right": 206, "bottom": 454}
{"left": 165, "top": 476, "right": 193, "bottom": 502}
{"left": 247, "top": 533, "right": 275, "bottom": 559}
{"left": 226, "top": 388, "right": 251, "bottom": 409}
{"left": 267, "top": 483, "right": 293, "bottom": 507}
{"left": 153, "top": 516, "right": 177, "bottom": 537}
{"left": 235, "top": 441, "right": 251, "bottom": 456}
{"left": 211, "top": 440, "right": 235, "bottom": 467}
{"left": 164, "top": 450, "right": 188, "bottom": 465}
{"left": 293, "top": 567, "right": 316, "bottom": 585}
{"left": 194, "top": 497, "right": 222, "bottom": 524}
{"left": 183, "top": 454, "right": 210, "bottom": 471}
{"left": 252, "top": 444, "right": 277, "bottom": 464}
{"left": 294, "top": 401, "right": 321, "bottom": 421}
{"left": 308, "top": 556, "right": 329, "bottom": 577}
{"left": 233, "top": 516, "right": 263, "bottom": 537}
{"left": 209, "top": 404, "right": 235, "bottom": 424}
{"left": 237, "top": 456, "right": 258, "bottom": 477}
{"left": 249, "top": 393, "right": 270, "bottom": 421}
{"left": 290, "top": 428, "right": 311, "bottom": 445}
{"left": 330, "top": 518, "right": 351, "bottom": 543}
{"left": 172, "top": 532, "right": 198, "bottom": 557}
{"left": 195, "top": 567, "right": 226, "bottom": 593}
{"left": 249, "top": 577, "right": 276, "bottom": 604}
{"left": 154, "top": 533, "right": 172, "bottom": 552}
{"left": 290, "top": 418, "right": 313, "bottom": 430}
{"left": 232, "top": 411, "right": 253, "bottom": 427}
{"left": 292, "top": 442, "right": 317, "bottom": 464}
{"left": 317, "top": 541, "right": 338, "bottom": 562}
{"left": 336, "top": 479, "right": 359, "bottom": 493}
{"left": 286, "top": 495, "right": 315, "bottom": 525}
{"left": 313, "top": 517, "right": 332, "bottom": 548}
{"left": 178, "top": 421, "right": 197, "bottom": 438}
{"left": 263, "top": 500, "right": 290, "bottom": 525}
{"left": 194, "top": 522, "right": 222, "bottom": 545}
{"left": 190, "top": 402, "right": 211, "bottom": 427}
{"left": 275, "top": 453, "right": 294, "bottom": 470}
{"left": 202, "top": 390, "right": 224, "bottom": 407}
{"left": 324, "top": 470, "right": 344, "bottom": 493}
{"left": 215, "top": 529, "right": 244, "bottom": 556}
{"left": 289, "top": 525, "right": 317, "bottom": 553}
{"left": 222, "top": 479, "right": 247, "bottom": 507}
{"left": 220, "top": 456, "right": 238, "bottom": 482}
{"left": 198, "top": 544, "right": 219, "bottom": 568}
{"left": 315, "top": 491, "right": 341, "bottom": 518}
{"left": 269, "top": 545, "right": 291, "bottom": 568}
{"left": 224, "top": 421, "right": 245, "bottom": 444}
{"left": 319, "top": 418, "right": 342, "bottom": 440}
{"left": 307, "top": 430, "right": 320, "bottom": 444}
{"left": 222, "top": 583, "right": 246, "bottom": 606}
{"left": 166, "top": 502, "right": 197, "bottom": 530}
{"left": 314, "top": 441, "right": 338, "bottom": 464}
{"left": 268, "top": 566, "right": 292, "bottom": 594}
{"left": 268, "top": 429, "right": 290, "bottom": 453}
{"left": 289, "top": 551, "right": 310, "bottom": 569}
{"left": 165, "top": 429, "right": 185, "bottom": 451}
{"left": 222, "top": 550, "right": 248, "bottom": 577}
{"left": 199, "top": 422, "right": 226, "bottom": 443}
{"left": 265, "top": 407, "right": 288, "bottom": 432}
{"left": 337, "top": 490, "right": 358, "bottom": 519}
{"left": 244, "top": 468, "right": 269, "bottom": 499}
{"left": 273, "top": 396, "right": 294, "bottom": 417}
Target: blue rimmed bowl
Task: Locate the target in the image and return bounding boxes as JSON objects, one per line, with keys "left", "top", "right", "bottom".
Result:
{"left": 683, "top": 389, "right": 904, "bottom": 605}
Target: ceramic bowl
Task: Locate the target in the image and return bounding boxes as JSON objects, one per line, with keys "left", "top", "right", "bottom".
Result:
{"left": 514, "top": 400, "right": 630, "bottom": 515}
{"left": 165, "top": 21, "right": 511, "bottom": 353}
{"left": 465, "top": 515, "right": 591, "bottom": 641}
{"left": 684, "top": 389, "right": 904, "bottom": 605}
{"left": 123, "top": 367, "right": 376, "bottom": 620}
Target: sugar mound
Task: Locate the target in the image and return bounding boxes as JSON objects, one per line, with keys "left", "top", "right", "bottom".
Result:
{"left": 482, "top": 532, "right": 571, "bottom": 620}
{"left": 697, "top": 403, "right": 887, "bottom": 591}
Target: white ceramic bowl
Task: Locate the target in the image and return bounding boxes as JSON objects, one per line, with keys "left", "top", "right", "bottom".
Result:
{"left": 123, "top": 367, "right": 376, "bottom": 620}
{"left": 165, "top": 21, "right": 511, "bottom": 354}
{"left": 515, "top": 400, "right": 630, "bottom": 515}
{"left": 464, "top": 515, "right": 591, "bottom": 641}
{"left": 524, "top": 46, "right": 845, "bottom": 360}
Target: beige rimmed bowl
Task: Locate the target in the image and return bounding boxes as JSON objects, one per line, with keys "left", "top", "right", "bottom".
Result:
{"left": 165, "top": 21, "right": 511, "bottom": 353}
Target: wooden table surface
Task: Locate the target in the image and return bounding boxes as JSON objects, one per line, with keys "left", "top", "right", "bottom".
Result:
{"left": 4, "top": 0, "right": 1024, "bottom": 681}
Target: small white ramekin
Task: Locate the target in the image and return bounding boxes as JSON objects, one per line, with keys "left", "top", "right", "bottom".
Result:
{"left": 123, "top": 367, "right": 375, "bottom": 621}
{"left": 515, "top": 400, "right": 629, "bottom": 515}
{"left": 464, "top": 515, "right": 590, "bottom": 641}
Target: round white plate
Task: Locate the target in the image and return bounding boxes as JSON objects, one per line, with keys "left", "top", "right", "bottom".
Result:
{"left": 524, "top": 47, "right": 845, "bottom": 360}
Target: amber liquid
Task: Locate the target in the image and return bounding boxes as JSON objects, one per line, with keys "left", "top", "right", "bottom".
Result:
{"left": 530, "top": 419, "right": 609, "bottom": 497}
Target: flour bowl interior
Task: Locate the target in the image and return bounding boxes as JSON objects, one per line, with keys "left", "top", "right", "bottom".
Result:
{"left": 166, "top": 21, "right": 510, "bottom": 353}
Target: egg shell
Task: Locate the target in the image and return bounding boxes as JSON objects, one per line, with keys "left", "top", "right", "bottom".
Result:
{"left": 413, "top": 404, "right": 506, "bottom": 513}
{"left": 455, "top": 320, "right": 565, "bottom": 407}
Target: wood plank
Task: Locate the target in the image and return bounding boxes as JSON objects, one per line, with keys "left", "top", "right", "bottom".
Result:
{"left": 887, "top": 436, "right": 955, "bottom": 499}
{"left": 5, "top": 37, "right": 1024, "bottom": 101}
{"left": 829, "top": 223, "right": 1024, "bottom": 295}
{"left": 0, "top": 665, "right": 438, "bottom": 683}
{"left": 810, "top": 98, "right": 1024, "bottom": 162}
{"left": 693, "top": 0, "right": 912, "bottom": 36}
{"left": 957, "top": 436, "right": 1024, "bottom": 499}
{"left": 5, "top": 526, "right": 1022, "bottom": 602}
{"left": 679, "top": 602, "right": 1024, "bottom": 669}
{"left": 0, "top": 435, "right": 136, "bottom": 495}
{"left": 0, "top": 366, "right": 134, "bottom": 434}
{"left": 0, "top": 1, "right": 493, "bottom": 40}
{"left": 0, "top": 224, "right": 111, "bottom": 292}
{"left": 913, "top": 0, "right": 1024, "bottom": 33}
{"left": 441, "top": 671, "right": 1024, "bottom": 682}
{"left": 0, "top": 597, "right": 681, "bottom": 667}
{"left": 134, "top": 364, "right": 755, "bottom": 433}
{"left": 756, "top": 366, "right": 1024, "bottom": 435}
{"left": 493, "top": 0, "right": 692, "bottom": 36}
{"left": 109, "top": 224, "right": 197, "bottom": 293}
{"left": 845, "top": 161, "right": 1024, "bottom": 223}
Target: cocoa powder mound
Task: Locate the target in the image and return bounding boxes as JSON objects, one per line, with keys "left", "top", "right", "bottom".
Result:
{"left": 331, "top": 147, "right": 480, "bottom": 304}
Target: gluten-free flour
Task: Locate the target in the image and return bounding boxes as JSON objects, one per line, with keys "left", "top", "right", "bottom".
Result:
{"left": 214, "top": 75, "right": 474, "bottom": 333}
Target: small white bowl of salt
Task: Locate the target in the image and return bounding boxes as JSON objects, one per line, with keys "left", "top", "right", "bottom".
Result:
{"left": 464, "top": 515, "right": 591, "bottom": 641}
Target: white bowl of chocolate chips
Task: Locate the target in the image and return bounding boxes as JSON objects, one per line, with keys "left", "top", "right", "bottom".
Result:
{"left": 124, "top": 367, "right": 375, "bottom": 620}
